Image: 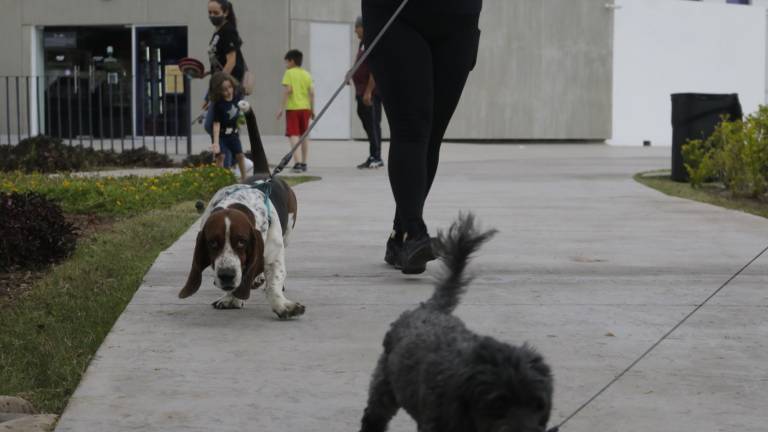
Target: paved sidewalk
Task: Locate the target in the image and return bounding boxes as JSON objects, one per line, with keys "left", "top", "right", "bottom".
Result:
{"left": 55, "top": 142, "right": 768, "bottom": 432}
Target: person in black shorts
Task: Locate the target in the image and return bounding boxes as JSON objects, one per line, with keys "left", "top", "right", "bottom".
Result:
{"left": 209, "top": 72, "right": 247, "bottom": 181}
{"left": 363, "top": 0, "right": 483, "bottom": 274}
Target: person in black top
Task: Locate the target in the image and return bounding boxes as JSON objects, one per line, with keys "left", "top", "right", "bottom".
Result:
{"left": 209, "top": 72, "right": 248, "bottom": 181}
{"left": 363, "top": 0, "right": 483, "bottom": 274}
{"left": 203, "top": 0, "right": 245, "bottom": 136}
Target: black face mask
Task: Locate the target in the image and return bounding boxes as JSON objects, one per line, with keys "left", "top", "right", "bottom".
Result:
{"left": 209, "top": 15, "right": 226, "bottom": 27}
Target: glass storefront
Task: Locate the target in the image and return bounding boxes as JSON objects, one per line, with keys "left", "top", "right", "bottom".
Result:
{"left": 41, "top": 25, "right": 188, "bottom": 140}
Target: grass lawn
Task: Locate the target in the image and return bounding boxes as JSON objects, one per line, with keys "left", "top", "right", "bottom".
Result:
{"left": 0, "top": 173, "right": 316, "bottom": 414}
{"left": 635, "top": 170, "right": 768, "bottom": 219}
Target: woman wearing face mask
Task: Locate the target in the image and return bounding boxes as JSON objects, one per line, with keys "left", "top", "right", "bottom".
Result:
{"left": 202, "top": 0, "right": 246, "bottom": 149}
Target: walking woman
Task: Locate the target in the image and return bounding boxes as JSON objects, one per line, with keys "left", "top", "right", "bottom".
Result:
{"left": 363, "top": 0, "right": 482, "bottom": 274}
{"left": 203, "top": 0, "right": 246, "bottom": 164}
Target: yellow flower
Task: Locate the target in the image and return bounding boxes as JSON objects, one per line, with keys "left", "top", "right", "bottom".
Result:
{"left": 150, "top": 186, "right": 158, "bottom": 191}
{"left": 62, "top": 180, "right": 71, "bottom": 188}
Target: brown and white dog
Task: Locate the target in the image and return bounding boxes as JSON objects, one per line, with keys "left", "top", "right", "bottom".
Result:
{"left": 178, "top": 107, "right": 306, "bottom": 319}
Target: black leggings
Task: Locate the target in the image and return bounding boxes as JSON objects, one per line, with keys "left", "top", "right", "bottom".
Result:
{"left": 363, "top": 3, "right": 481, "bottom": 236}
{"left": 356, "top": 94, "right": 383, "bottom": 160}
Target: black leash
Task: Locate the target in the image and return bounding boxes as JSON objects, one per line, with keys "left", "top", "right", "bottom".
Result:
{"left": 548, "top": 243, "right": 768, "bottom": 432}
{"left": 270, "top": 0, "right": 410, "bottom": 179}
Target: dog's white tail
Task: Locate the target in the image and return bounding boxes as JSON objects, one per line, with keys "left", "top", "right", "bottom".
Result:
{"left": 425, "top": 213, "right": 497, "bottom": 314}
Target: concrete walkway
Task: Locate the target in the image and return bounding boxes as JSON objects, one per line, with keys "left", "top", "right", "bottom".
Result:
{"left": 54, "top": 142, "right": 768, "bottom": 432}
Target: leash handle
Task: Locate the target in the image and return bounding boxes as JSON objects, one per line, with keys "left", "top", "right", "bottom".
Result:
{"left": 270, "top": 0, "right": 410, "bottom": 178}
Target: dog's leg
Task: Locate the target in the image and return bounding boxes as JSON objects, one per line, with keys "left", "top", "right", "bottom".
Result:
{"left": 260, "top": 210, "right": 305, "bottom": 319}
{"left": 211, "top": 292, "right": 245, "bottom": 310}
{"left": 360, "top": 355, "right": 399, "bottom": 432}
{"left": 252, "top": 273, "right": 266, "bottom": 289}
{"left": 264, "top": 248, "right": 305, "bottom": 319}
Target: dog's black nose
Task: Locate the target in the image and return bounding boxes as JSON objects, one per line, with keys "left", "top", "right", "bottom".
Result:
{"left": 217, "top": 268, "right": 236, "bottom": 288}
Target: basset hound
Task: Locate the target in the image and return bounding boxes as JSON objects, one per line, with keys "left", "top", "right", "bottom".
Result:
{"left": 178, "top": 107, "right": 306, "bottom": 319}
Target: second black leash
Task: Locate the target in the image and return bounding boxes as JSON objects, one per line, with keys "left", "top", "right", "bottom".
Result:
{"left": 548, "top": 243, "right": 768, "bottom": 432}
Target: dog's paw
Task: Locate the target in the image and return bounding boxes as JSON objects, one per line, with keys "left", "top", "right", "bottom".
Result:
{"left": 252, "top": 274, "right": 266, "bottom": 290}
{"left": 273, "top": 301, "right": 306, "bottom": 319}
{"left": 212, "top": 296, "right": 245, "bottom": 310}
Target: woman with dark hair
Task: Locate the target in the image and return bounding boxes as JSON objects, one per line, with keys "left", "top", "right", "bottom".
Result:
{"left": 207, "top": 0, "right": 245, "bottom": 82}
{"left": 202, "top": 0, "right": 246, "bottom": 150}
{"left": 363, "top": 0, "right": 482, "bottom": 275}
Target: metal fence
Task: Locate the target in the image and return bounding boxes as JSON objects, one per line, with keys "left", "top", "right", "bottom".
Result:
{"left": 0, "top": 74, "right": 193, "bottom": 155}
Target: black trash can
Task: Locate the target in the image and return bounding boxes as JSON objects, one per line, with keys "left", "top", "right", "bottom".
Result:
{"left": 670, "top": 93, "right": 742, "bottom": 182}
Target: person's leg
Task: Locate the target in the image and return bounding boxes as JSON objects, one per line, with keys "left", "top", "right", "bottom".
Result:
{"left": 356, "top": 95, "right": 375, "bottom": 166}
{"left": 301, "top": 139, "right": 309, "bottom": 167}
{"left": 204, "top": 106, "right": 214, "bottom": 137}
{"left": 235, "top": 153, "right": 247, "bottom": 181}
{"left": 300, "top": 110, "right": 310, "bottom": 169}
{"left": 371, "top": 95, "right": 383, "bottom": 162}
{"left": 225, "top": 136, "right": 246, "bottom": 181}
{"left": 365, "top": 5, "right": 433, "bottom": 238}
{"left": 285, "top": 110, "right": 301, "bottom": 166}
{"left": 219, "top": 136, "right": 234, "bottom": 168}
{"left": 356, "top": 95, "right": 374, "bottom": 142}
{"left": 289, "top": 135, "right": 302, "bottom": 164}
{"left": 424, "top": 15, "right": 481, "bottom": 196}
{"left": 365, "top": 4, "right": 435, "bottom": 273}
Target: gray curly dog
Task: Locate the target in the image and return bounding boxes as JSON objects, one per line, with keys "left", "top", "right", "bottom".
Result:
{"left": 359, "top": 213, "right": 554, "bottom": 432}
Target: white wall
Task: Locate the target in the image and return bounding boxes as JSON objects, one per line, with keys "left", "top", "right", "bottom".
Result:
{"left": 611, "top": 0, "right": 767, "bottom": 146}
{"left": 309, "top": 22, "right": 352, "bottom": 139}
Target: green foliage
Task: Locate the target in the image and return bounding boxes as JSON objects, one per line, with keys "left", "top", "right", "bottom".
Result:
{"left": 0, "top": 175, "right": 315, "bottom": 414}
{"left": 0, "top": 192, "right": 78, "bottom": 271}
{"left": 0, "top": 166, "right": 235, "bottom": 216}
{"left": 682, "top": 106, "right": 768, "bottom": 198}
{"left": 0, "top": 136, "right": 174, "bottom": 173}
{"left": 0, "top": 202, "right": 200, "bottom": 413}
{"left": 181, "top": 151, "right": 216, "bottom": 167}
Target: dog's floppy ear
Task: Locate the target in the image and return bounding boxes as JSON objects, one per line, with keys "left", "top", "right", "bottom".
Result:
{"left": 233, "top": 226, "right": 264, "bottom": 300}
{"left": 179, "top": 231, "right": 210, "bottom": 299}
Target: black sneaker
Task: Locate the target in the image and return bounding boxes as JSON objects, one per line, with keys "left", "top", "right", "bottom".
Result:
{"left": 368, "top": 159, "right": 384, "bottom": 169}
{"left": 292, "top": 163, "right": 303, "bottom": 173}
{"left": 300, "top": 163, "right": 308, "bottom": 172}
{"left": 399, "top": 233, "right": 436, "bottom": 275}
{"left": 357, "top": 158, "right": 373, "bottom": 169}
{"left": 384, "top": 231, "right": 403, "bottom": 267}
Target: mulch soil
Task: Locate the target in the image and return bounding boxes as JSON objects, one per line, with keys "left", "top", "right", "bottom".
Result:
{"left": 0, "top": 215, "right": 114, "bottom": 306}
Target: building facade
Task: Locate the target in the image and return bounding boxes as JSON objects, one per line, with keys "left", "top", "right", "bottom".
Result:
{"left": 0, "top": 0, "right": 764, "bottom": 146}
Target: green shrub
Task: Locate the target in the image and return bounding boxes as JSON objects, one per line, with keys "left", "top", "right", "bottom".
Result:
{"left": 182, "top": 151, "right": 258, "bottom": 168}
{"left": 182, "top": 151, "right": 216, "bottom": 167}
{"left": 0, "top": 166, "right": 235, "bottom": 217}
{"left": 114, "top": 147, "right": 174, "bottom": 168}
{"left": 682, "top": 106, "right": 768, "bottom": 198}
{"left": 0, "top": 136, "right": 174, "bottom": 173}
{"left": 0, "top": 192, "right": 78, "bottom": 271}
